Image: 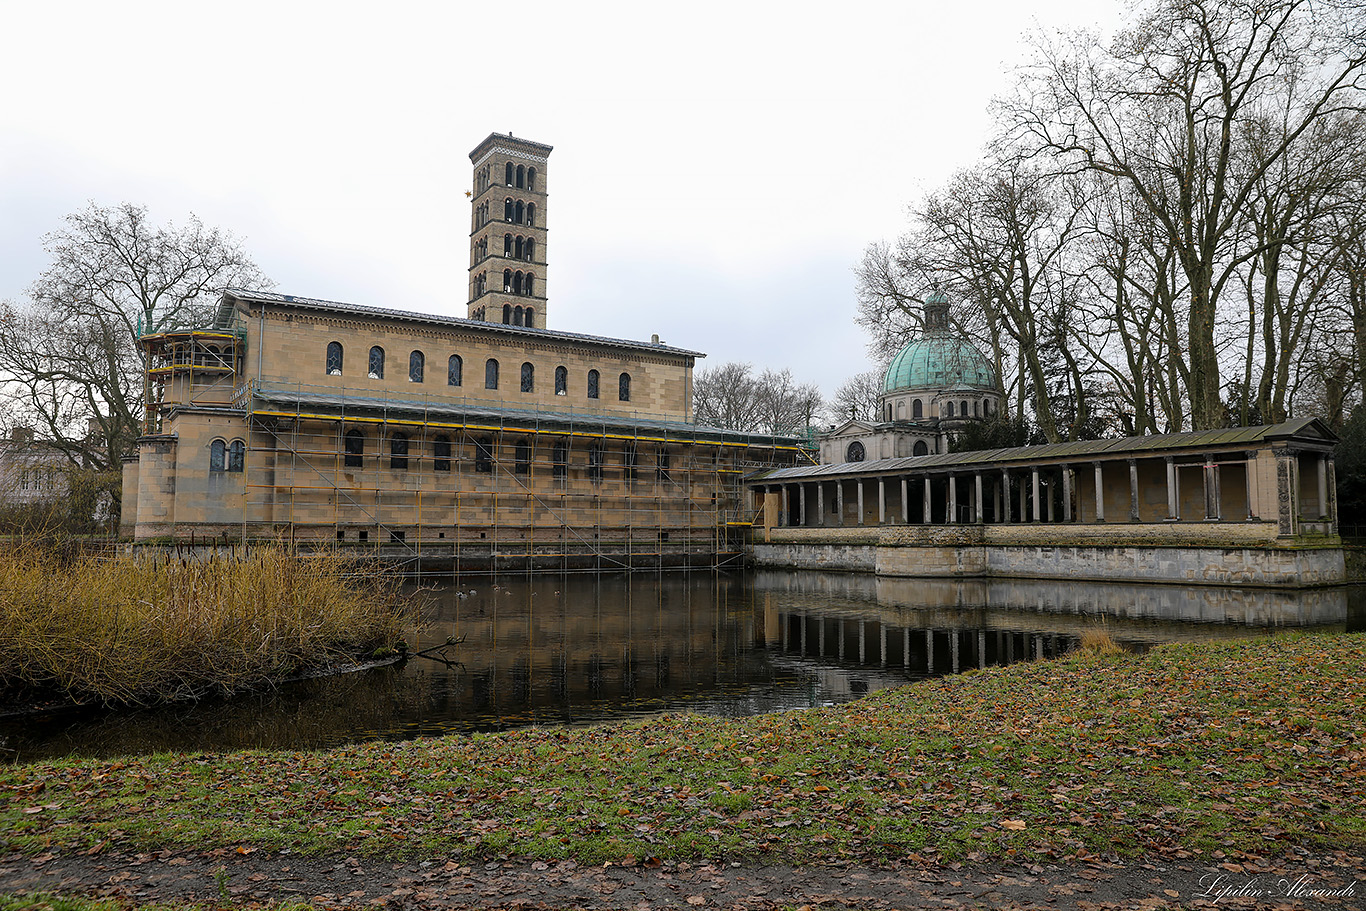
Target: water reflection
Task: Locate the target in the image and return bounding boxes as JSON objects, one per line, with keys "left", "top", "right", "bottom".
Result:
{"left": 2, "top": 572, "right": 1359, "bottom": 763}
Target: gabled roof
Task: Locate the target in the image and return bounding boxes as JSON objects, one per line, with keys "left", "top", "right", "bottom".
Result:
{"left": 825, "top": 418, "right": 877, "bottom": 437}
{"left": 217, "top": 290, "right": 704, "bottom": 360}
{"left": 749, "top": 418, "right": 1338, "bottom": 482}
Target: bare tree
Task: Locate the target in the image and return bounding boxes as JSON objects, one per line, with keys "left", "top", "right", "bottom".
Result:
{"left": 827, "top": 369, "right": 885, "bottom": 425}
{"left": 0, "top": 203, "right": 270, "bottom": 470}
{"left": 1003, "top": 0, "right": 1366, "bottom": 429}
{"left": 693, "top": 363, "right": 823, "bottom": 435}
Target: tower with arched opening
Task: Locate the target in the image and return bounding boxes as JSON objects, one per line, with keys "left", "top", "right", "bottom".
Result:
{"left": 468, "top": 133, "right": 551, "bottom": 328}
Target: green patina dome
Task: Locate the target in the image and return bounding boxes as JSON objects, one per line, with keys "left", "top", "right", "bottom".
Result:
{"left": 883, "top": 293, "right": 997, "bottom": 392}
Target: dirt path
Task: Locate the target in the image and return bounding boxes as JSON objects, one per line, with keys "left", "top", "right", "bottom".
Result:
{"left": 2, "top": 849, "right": 1362, "bottom": 909}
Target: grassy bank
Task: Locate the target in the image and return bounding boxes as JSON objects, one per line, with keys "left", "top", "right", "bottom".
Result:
{"left": 2, "top": 632, "right": 1362, "bottom": 866}
{"left": 0, "top": 547, "right": 406, "bottom": 706}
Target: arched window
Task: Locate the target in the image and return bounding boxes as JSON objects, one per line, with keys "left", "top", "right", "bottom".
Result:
{"left": 504, "top": 198, "right": 514, "bottom": 221}
{"left": 504, "top": 234, "right": 512, "bottom": 256}
{"left": 433, "top": 435, "right": 451, "bottom": 472}
{"left": 618, "top": 372, "right": 631, "bottom": 402}
{"left": 945, "top": 401, "right": 954, "bottom": 418}
{"left": 326, "top": 341, "right": 343, "bottom": 376}
{"left": 344, "top": 430, "right": 364, "bottom": 468}
{"left": 587, "top": 369, "right": 600, "bottom": 399}
{"left": 409, "top": 350, "right": 424, "bottom": 383}
{"left": 502, "top": 303, "right": 512, "bottom": 323}
{"left": 554, "top": 365, "right": 567, "bottom": 395}
{"left": 505, "top": 161, "right": 514, "bottom": 185}
{"left": 210, "top": 439, "right": 226, "bottom": 472}
{"left": 527, "top": 167, "right": 536, "bottom": 191}
{"left": 913, "top": 399, "right": 923, "bottom": 419}
{"left": 390, "top": 432, "right": 409, "bottom": 470}
{"left": 513, "top": 271, "right": 523, "bottom": 294}
{"left": 485, "top": 358, "right": 499, "bottom": 389}
{"left": 448, "top": 354, "right": 463, "bottom": 386}
{"left": 525, "top": 274, "right": 535, "bottom": 296}
{"left": 475, "top": 438, "right": 493, "bottom": 472}
{"left": 885, "top": 403, "right": 892, "bottom": 421}
{"left": 228, "top": 440, "right": 245, "bottom": 472}
{"left": 552, "top": 440, "right": 568, "bottom": 478}
{"left": 846, "top": 441, "right": 866, "bottom": 462}
{"left": 525, "top": 238, "right": 534, "bottom": 261}
{"left": 961, "top": 399, "right": 968, "bottom": 415}
{"left": 516, "top": 164, "right": 525, "bottom": 188}
{"left": 503, "top": 268, "right": 512, "bottom": 292}
{"left": 589, "top": 443, "right": 605, "bottom": 481}
{"left": 520, "top": 361, "right": 534, "bottom": 392}
{"left": 527, "top": 202, "right": 536, "bottom": 226}
{"left": 514, "top": 236, "right": 524, "bottom": 259}
{"left": 515, "top": 439, "right": 531, "bottom": 474}
{"left": 524, "top": 307, "right": 535, "bottom": 328}
{"left": 513, "top": 306, "right": 523, "bottom": 326}
{"left": 974, "top": 400, "right": 980, "bottom": 417}
{"left": 515, "top": 201, "right": 524, "bottom": 224}
{"left": 368, "top": 346, "right": 384, "bottom": 379}
{"left": 913, "top": 440, "right": 929, "bottom": 457}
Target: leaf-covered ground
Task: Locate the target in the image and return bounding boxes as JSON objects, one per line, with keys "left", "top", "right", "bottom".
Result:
{"left": 2, "top": 633, "right": 1364, "bottom": 908}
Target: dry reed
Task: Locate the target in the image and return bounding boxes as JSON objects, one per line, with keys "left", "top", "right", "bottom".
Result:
{"left": 1078, "top": 626, "right": 1124, "bottom": 655}
{"left": 0, "top": 546, "right": 407, "bottom": 706}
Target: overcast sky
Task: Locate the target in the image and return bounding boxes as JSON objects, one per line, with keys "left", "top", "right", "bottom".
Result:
{"left": 1, "top": 0, "right": 1125, "bottom": 398}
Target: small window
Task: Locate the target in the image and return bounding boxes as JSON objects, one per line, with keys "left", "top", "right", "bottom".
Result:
{"left": 553, "top": 440, "right": 568, "bottom": 479}
{"left": 961, "top": 399, "right": 968, "bottom": 416}
{"left": 448, "top": 355, "right": 463, "bottom": 387}
{"left": 504, "top": 198, "right": 514, "bottom": 221}
{"left": 945, "top": 401, "right": 955, "bottom": 418}
{"left": 210, "top": 439, "right": 226, "bottom": 472}
{"left": 326, "top": 341, "right": 343, "bottom": 376}
{"left": 515, "top": 200, "right": 524, "bottom": 224}
{"left": 527, "top": 166, "right": 536, "bottom": 191}
{"left": 485, "top": 359, "right": 499, "bottom": 390}
{"left": 390, "top": 433, "right": 409, "bottom": 470}
{"left": 913, "top": 399, "right": 923, "bottom": 419}
{"left": 521, "top": 361, "right": 534, "bottom": 393}
{"left": 555, "top": 365, "right": 567, "bottom": 395}
{"left": 974, "top": 400, "right": 980, "bottom": 416}
{"left": 846, "top": 441, "right": 866, "bottom": 462}
{"left": 516, "top": 164, "right": 525, "bottom": 188}
{"left": 228, "top": 440, "right": 245, "bottom": 472}
{"left": 624, "top": 443, "right": 638, "bottom": 481}
{"left": 434, "top": 435, "right": 451, "bottom": 472}
{"left": 587, "top": 369, "right": 599, "bottom": 399}
{"left": 409, "top": 350, "right": 425, "bottom": 383}
{"left": 475, "top": 438, "right": 493, "bottom": 473}
{"left": 527, "top": 203, "right": 536, "bottom": 226}
{"left": 515, "top": 439, "right": 531, "bottom": 474}
{"left": 368, "top": 346, "right": 385, "bottom": 379}
{"left": 524, "top": 307, "right": 535, "bottom": 328}
{"left": 344, "top": 430, "right": 364, "bottom": 468}
{"left": 505, "top": 162, "right": 514, "bottom": 185}
{"left": 504, "top": 234, "right": 512, "bottom": 256}
{"left": 913, "top": 440, "right": 929, "bottom": 456}
{"left": 589, "top": 443, "right": 604, "bottom": 481}
{"left": 618, "top": 373, "right": 631, "bottom": 402}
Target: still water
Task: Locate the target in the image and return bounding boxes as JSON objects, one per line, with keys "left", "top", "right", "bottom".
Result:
{"left": 3, "top": 571, "right": 1361, "bottom": 763}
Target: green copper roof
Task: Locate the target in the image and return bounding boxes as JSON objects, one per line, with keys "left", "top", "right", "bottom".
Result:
{"left": 883, "top": 333, "right": 997, "bottom": 392}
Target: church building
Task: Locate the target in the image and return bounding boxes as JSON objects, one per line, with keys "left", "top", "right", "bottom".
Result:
{"left": 119, "top": 133, "right": 807, "bottom": 569}
{"left": 820, "top": 292, "right": 1002, "bottom": 464}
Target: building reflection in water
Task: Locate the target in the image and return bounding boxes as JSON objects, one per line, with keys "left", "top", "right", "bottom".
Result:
{"left": 2, "top": 571, "right": 1358, "bottom": 763}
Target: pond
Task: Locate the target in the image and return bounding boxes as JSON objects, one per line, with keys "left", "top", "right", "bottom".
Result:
{"left": 3, "top": 570, "right": 1360, "bottom": 763}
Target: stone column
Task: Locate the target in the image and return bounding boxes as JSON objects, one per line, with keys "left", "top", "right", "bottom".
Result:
{"left": 1245, "top": 451, "right": 1258, "bottom": 520}
{"left": 947, "top": 474, "right": 957, "bottom": 524}
{"left": 1318, "top": 454, "right": 1330, "bottom": 519}
{"left": 1062, "top": 464, "right": 1073, "bottom": 522}
{"left": 880, "top": 624, "right": 888, "bottom": 667}
{"left": 816, "top": 482, "right": 824, "bottom": 527}
{"left": 781, "top": 485, "right": 790, "bottom": 527}
{"left": 836, "top": 481, "right": 844, "bottom": 527}
{"left": 1165, "top": 456, "right": 1178, "bottom": 520}
{"left": 856, "top": 480, "right": 864, "bottom": 526}
{"left": 903, "top": 628, "right": 910, "bottom": 669}
{"left": 799, "top": 483, "right": 807, "bottom": 527}
{"left": 925, "top": 629, "right": 934, "bottom": 674}
{"left": 1275, "top": 449, "right": 1296, "bottom": 536}
{"left": 901, "top": 477, "right": 909, "bottom": 524}
{"left": 1203, "top": 456, "right": 1218, "bottom": 521}
{"left": 977, "top": 631, "right": 987, "bottom": 670}
{"left": 858, "top": 620, "right": 866, "bottom": 663}
{"left": 923, "top": 477, "right": 933, "bottom": 524}
{"left": 974, "top": 472, "right": 984, "bottom": 523}
{"left": 1128, "top": 458, "right": 1140, "bottom": 522}
{"left": 1001, "top": 469, "right": 1012, "bottom": 523}
{"left": 1031, "top": 467, "right": 1041, "bottom": 522}
{"left": 1018, "top": 475, "right": 1027, "bottom": 524}
{"left": 1327, "top": 456, "right": 1339, "bottom": 532}
{"left": 1093, "top": 461, "right": 1105, "bottom": 522}
{"left": 1046, "top": 475, "right": 1055, "bottom": 522}
{"left": 878, "top": 477, "right": 886, "bottom": 525}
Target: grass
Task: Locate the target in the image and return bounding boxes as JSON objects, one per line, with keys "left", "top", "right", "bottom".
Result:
{"left": 0, "top": 632, "right": 1362, "bottom": 868}
{"left": 0, "top": 546, "right": 407, "bottom": 706}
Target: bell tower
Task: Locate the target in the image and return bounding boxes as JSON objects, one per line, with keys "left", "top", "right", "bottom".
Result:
{"left": 468, "top": 133, "right": 552, "bottom": 328}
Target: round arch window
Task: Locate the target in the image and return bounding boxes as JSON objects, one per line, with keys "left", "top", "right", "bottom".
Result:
{"left": 846, "top": 441, "right": 866, "bottom": 462}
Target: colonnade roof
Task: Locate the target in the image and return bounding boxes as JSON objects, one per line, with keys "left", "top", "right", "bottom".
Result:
{"left": 748, "top": 418, "right": 1335, "bottom": 482}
